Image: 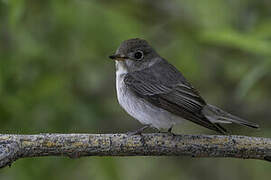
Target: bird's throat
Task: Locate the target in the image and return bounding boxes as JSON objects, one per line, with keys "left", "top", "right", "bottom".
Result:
{"left": 115, "top": 61, "right": 128, "bottom": 76}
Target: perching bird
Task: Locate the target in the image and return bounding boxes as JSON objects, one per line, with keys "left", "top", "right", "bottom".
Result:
{"left": 109, "top": 38, "right": 259, "bottom": 134}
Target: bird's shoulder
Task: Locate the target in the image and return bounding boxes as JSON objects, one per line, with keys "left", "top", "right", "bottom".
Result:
{"left": 124, "top": 59, "right": 203, "bottom": 98}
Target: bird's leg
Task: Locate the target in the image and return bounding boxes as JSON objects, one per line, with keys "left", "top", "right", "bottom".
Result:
{"left": 167, "top": 126, "right": 176, "bottom": 136}
{"left": 127, "top": 125, "right": 151, "bottom": 136}
{"left": 158, "top": 126, "right": 176, "bottom": 136}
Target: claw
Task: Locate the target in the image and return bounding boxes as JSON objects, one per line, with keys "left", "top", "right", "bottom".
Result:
{"left": 127, "top": 125, "right": 150, "bottom": 136}
{"left": 158, "top": 126, "right": 176, "bottom": 136}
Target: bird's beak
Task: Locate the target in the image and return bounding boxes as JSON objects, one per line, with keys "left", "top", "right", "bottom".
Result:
{"left": 109, "top": 54, "right": 127, "bottom": 61}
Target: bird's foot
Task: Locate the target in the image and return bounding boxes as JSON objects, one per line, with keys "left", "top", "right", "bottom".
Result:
{"left": 158, "top": 127, "right": 176, "bottom": 136}
{"left": 127, "top": 125, "right": 150, "bottom": 136}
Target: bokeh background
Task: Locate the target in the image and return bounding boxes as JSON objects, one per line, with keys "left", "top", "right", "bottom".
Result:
{"left": 0, "top": 0, "right": 271, "bottom": 179}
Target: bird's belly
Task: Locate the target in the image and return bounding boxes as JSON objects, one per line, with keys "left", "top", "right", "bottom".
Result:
{"left": 116, "top": 74, "right": 182, "bottom": 129}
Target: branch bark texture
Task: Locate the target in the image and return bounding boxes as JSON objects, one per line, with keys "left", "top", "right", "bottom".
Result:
{"left": 0, "top": 133, "right": 270, "bottom": 168}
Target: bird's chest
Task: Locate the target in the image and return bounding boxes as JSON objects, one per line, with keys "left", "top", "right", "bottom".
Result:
{"left": 116, "top": 73, "right": 150, "bottom": 122}
{"left": 116, "top": 73, "right": 137, "bottom": 112}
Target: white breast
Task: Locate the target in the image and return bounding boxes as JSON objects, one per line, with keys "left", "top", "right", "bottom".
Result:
{"left": 115, "top": 62, "right": 183, "bottom": 129}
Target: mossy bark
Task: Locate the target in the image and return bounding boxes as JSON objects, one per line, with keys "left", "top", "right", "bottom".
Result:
{"left": 0, "top": 133, "right": 270, "bottom": 168}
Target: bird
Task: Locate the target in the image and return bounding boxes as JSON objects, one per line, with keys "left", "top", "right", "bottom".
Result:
{"left": 109, "top": 38, "right": 259, "bottom": 135}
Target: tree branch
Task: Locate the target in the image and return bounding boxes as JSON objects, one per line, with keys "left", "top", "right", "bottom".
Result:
{"left": 0, "top": 133, "right": 270, "bottom": 168}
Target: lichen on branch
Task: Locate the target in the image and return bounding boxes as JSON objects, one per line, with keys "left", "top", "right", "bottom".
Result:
{"left": 0, "top": 133, "right": 270, "bottom": 168}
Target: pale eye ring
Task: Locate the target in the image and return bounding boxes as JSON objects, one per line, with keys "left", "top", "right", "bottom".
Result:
{"left": 134, "top": 50, "right": 144, "bottom": 60}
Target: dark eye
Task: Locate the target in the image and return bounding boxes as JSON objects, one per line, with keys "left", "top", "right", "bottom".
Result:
{"left": 134, "top": 51, "right": 143, "bottom": 60}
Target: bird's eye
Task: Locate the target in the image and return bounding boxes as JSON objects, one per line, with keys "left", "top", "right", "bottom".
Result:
{"left": 134, "top": 51, "right": 143, "bottom": 60}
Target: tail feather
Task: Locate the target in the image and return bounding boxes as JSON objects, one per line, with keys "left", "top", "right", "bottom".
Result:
{"left": 202, "top": 104, "right": 259, "bottom": 129}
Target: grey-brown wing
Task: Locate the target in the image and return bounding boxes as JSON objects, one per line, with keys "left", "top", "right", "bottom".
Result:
{"left": 124, "top": 61, "right": 226, "bottom": 133}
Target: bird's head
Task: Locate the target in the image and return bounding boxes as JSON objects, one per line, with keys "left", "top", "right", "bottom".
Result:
{"left": 109, "top": 38, "right": 160, "bottom": 73}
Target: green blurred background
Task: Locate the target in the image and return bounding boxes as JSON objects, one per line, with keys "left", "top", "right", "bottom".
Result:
{"left": 0, "top": 0, "right": 271, "bottom": 179}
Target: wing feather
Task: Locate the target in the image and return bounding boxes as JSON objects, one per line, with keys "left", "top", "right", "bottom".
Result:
{"left": 124, "top": 60, "right": 226, "bottom": 134}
